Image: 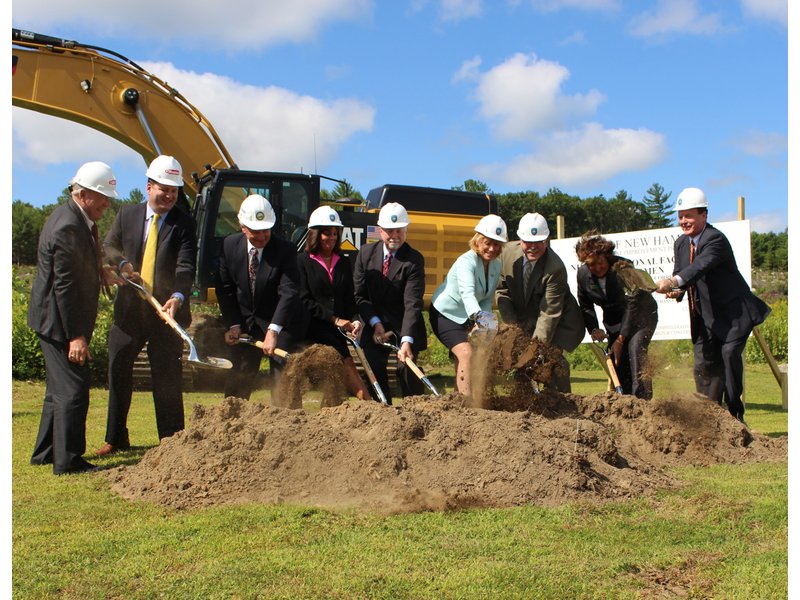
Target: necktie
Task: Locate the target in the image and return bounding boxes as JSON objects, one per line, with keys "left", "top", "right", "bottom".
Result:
{"left": 382, "top": 253, "right": 392, "bottom": 277}
{"left": 249, "top": 247, "right": 259, "bottom": 297}
{"left": 91, "top": 223, "right": 109, "bottom": 296}
{"left": 523, "top": 260, "right": 533, "bottom": 298}
{"left": 687, "top": 241, "right": 697, "bottom": 314}
{"left": 141, "top": 214, "right": 160, "bottom": 292}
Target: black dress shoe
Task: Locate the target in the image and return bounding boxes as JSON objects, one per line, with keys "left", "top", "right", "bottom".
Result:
{"left": 54, "top": 459, "right": 100, "bottom": 475}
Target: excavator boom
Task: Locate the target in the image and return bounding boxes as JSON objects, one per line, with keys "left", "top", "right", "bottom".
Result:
{"left": 12, "top": 28, "right": 235, "bottom": 195}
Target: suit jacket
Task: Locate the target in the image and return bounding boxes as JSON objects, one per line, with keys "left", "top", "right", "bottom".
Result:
{"left": 297, "top": 252, "right": 359, "bottom": 325}
{"left": 496, "top": 242, "right": 584, "bottom": 352}
{"left": 576, "top": 255, "right": 658, "bottom": 338}
{"left": 672, "top": 224, "right": 769, "bottom": 342}
{"left": 431, "top": 249, "right": 501, "bottom": 324}
{"left": 104, "top": 202, "right": 196, "bottom": 328}
{"left": 215, "top": 232, "right": 307, "bottom": 339}
{"left": 353, "top": 241, "right": 427, "bottom": 351}
{"left": 28, "top": 200, "right": 101, "bottom": 343}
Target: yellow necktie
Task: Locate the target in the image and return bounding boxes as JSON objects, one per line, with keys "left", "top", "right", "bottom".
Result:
{"left": 141, "top": 214, "right": 160, "bottom": 292}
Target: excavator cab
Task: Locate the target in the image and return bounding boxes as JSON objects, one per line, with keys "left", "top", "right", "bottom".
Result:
{"left": 192, "top": 169, "right": 320, "bottom": 300}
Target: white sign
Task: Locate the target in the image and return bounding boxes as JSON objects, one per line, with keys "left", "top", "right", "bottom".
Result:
{"left": 548, "top": 221, "right": 754, "bottom": 341}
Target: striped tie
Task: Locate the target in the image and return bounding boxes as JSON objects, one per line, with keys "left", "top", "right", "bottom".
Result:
{"left": 382, "top": 253, "right": 392, "bottom": 277}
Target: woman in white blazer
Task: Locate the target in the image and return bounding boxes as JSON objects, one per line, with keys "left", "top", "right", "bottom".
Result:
{"left": 429, "top": 214, "right": 508, "bottom": 396}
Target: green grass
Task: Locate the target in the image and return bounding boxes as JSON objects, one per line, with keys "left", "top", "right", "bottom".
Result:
{"left": 12, "top": 365, "right": 788, "bottom": 599}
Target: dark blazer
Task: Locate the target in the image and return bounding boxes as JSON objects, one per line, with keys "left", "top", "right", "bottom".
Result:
{"left": 104, "top": 202, "right": 196, "bottom": 328}
{"left": 215, "top": 232, "right": 307, "bottom": 339}
{"left": 576, "top": 255, "right": 658, "bottom": 338}
{"left": 496, "top": 242, "right": 584, "bottom": 352}
{"left": 28, "top": 200, "right": 101, "bottom": 343}
{"left": 353, "top": 241, "right": 427, "bottom": 351}
{"left": 672, "top": 224, "right": 769, "bottom": 342}
{"left": 297, "top": 252, "right": 359, "bottom": 325}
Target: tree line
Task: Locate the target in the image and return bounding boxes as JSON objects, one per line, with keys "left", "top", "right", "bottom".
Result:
{"left": 12, "top": 181, "right": 787, "bottom": 271}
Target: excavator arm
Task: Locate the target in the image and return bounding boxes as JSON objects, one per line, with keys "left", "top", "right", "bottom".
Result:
{"left": 12, "top": 28, "right": 236, "bottom": 197}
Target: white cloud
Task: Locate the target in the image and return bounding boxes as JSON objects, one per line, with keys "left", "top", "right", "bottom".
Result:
{"left": 734, "top": 130, "right": 788, "bottom": 157}
{"left": 629, "top": 0, "right": 726, "bottom": 38}
{"left": 529, "top": 0, "right": 619, "bottom": 12}
{"left": 559, "top": 30, "right": 587, "bottom": 46}
{"left": 11, "top": 0, "right": 372, "bottom": 50}
{"left": 475, "top": 123, "right": 666, "bottom": 187}
{"left": 452, "top": 56, "right": 483, "bottom": 83}
{"left": 472, "top": 52, "right": 605, "bottom": 140}
{"left": 749, "top": 211, "right": 787, "bottom": 233}
{"left": 740, "top": 0, "right": 787, "bottom": 27}
{"left": 12, "top": 62, "right": 376, "bottom": 175}
{"left": 12, "top": 110, "right": 145, "bottom": 169}
{"left": 440, "top": 0, "right": 484, "bottom": 21}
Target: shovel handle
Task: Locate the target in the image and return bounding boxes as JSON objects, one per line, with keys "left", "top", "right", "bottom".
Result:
{"left": 604, "top": 353, "right": 624, "bottom": 394}
{"left": 238, "top": 337, "right": 289, "bottom": 358}
{"left": 403, "top": 356, "right": 426, "bottom": 381}
{"left": 125, "top": 277, "right": 185, "bottom": 337}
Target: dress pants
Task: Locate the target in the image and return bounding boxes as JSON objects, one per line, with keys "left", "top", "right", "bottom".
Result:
{"left": 224, "top": 328, "right": 298, "bottom": 400}
{"left": 691, "top": 312, "right": 748, "bottom": 418}
{"left": 361, "top": 337, "right": 424, "bottom": 405}
{"left": 611, "top": 325, "right": 656, "bottom": 400}
{"left": 105, "top": 311, "right": 185, "bottom": 445}
{"left": 30, "top": 335, "right": 91, "bottom": 474}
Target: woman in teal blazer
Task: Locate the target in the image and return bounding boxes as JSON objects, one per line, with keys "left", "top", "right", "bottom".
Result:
{"left": 430, "top": 214, "right": 507, "bottom": 397}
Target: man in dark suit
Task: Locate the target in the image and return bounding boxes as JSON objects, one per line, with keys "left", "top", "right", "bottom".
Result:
{"left": 97, "top": 155, "right": 197, "bottom": 455}
{"left": 216, "top": 194, "right": 307, "bottom": 399}
{"left": 656, "top": 187, "right": 770, "bottom": 422}
{"left": 496, "top": 213, "right": 585, "bottom": 393}
{"left": 354, "top": 202, "right": 427, "bottom": 404}
{"left": 29, "top": 161, "right": 119, "bottom": 474}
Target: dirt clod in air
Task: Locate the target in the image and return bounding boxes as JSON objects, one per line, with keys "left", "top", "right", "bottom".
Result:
{"left": 272, "top": 344, "right": 347, "bottom": 409}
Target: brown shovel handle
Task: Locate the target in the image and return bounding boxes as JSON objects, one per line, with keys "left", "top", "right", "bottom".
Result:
{"left": 242, "top": 337, "right": 289, "bottom": 358}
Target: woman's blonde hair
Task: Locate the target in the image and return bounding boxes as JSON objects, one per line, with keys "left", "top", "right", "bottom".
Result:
{"left": 469, "top": 232, "right": 504, "bottom": 255}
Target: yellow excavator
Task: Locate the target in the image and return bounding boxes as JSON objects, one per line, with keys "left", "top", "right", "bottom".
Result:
{"left": 12, "top": 28, "right": 497, "bottom": 302}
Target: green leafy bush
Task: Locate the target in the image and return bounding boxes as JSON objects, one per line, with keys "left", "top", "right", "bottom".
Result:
{"left": 746, "top": 299, "right": 787, "bottom": 364}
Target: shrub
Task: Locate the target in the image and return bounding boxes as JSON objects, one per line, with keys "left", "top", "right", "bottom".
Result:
{"left": 745, "top": 299, "right": 787, "bottom": 364}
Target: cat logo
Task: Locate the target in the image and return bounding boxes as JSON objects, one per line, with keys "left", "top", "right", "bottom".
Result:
{"left": 340, "top": 226, "right": 366, "bottom": 252}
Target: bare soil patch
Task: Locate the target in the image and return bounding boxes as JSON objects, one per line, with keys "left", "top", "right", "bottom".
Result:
{"left": 106, "top": 388, "right": 786, "bottom": 514}
{"left": 107, "top": 323, "right": 786, "bottom": 513}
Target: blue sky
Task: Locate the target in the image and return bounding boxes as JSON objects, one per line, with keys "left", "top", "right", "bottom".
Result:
{"left": 10, "top": 0, "right": 789, "bottom": 232}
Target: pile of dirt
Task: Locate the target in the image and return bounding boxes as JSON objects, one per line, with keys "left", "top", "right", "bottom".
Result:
{"left": 106, "top": 388, "right": 786, "bottom": 513}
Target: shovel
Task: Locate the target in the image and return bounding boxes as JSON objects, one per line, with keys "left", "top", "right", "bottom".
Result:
{"left": 380, "top": 333, "right": 440, "bottom": 397}
{"left": 237, "top": 336, "right": 291, "bottom": 362}
{"left": 590, "top": 340, "right": 624, "bottom": 394}
{"left": 339, "top": 328, "right": 390, "bottom": 406}
{"left": 123, "top": 276, "right": 232, "bottom": 370}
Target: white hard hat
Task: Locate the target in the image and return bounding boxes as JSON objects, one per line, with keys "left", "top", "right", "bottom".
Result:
{"left": 674, "top": 187, "right": 708, "bottom": 212}
{"left": 377, "top": 202, "right": 410, "bottom": 228}
{"left": 308, "top": 205, "right": 343, "bottom": 228}
{"left": 517, "top": 212, "right": 550, "bottom": 242}
{"left": 238, "top": 194, "right": 276, "bottom": 230}
{"left": 474, "top": 214, "right": 508, "bottom": 243}
{"left": 71, "top": 161, "right": 118, "bottom": 198}
{"left": 146, "top": 155, "right": 183, "bottom": 187}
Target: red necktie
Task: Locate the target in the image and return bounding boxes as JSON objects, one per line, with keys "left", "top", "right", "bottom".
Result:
{"left": 382, "top": 253, "right": 392, "bottom": 277}
{"left": 687, "top": 241, "right": 697, "bottom": 313}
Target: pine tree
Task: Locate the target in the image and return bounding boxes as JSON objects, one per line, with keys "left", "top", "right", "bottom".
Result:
{"left": 642, "top": 183, "right": 672, "bottom": 228}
